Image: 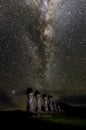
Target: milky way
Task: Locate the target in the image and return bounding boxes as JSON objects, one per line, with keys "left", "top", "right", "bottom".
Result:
{"left": 0, "top": 0, "right": 86, "bottom": 110}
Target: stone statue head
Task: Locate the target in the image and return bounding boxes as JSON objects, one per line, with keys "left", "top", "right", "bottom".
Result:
{"left": 35, "top": 90, "right": 41, "bottom": 99}
{"left": 26, "top": 87, "right": 34, "bottom": 100}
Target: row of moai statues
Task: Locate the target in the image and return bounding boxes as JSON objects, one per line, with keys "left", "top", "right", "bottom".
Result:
{"left": 26, "top": 88, "right": 61, "bottom": 113}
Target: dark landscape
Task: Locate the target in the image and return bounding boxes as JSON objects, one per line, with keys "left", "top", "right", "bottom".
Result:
{"left": 1, "top": 104, "right": 86, "bottom": 129}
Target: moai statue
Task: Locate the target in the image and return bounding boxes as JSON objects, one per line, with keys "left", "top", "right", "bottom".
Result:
{"left": 42, "top": 94, "right": 48, "bottom": 112}
{"left": 53, "top": 99, "right": 57, "bottom": 112}
{"left": 35, "top": 90, "right": 41, "bottom": 113}
{"left": 57, "top": 105, "right": 61, "bottom": 112}
{"left": 48, "top": 95, "right": 53, "bottom": 112}
{"left": 26, "top": 88, "right": 34, "bottom": 113}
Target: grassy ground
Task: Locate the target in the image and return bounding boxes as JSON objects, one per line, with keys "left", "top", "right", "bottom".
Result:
{"left": 40, "top": 116, "right": 86, "bottom": 128}
{"left": 1, "top": 111, "right": 86, "bottom": 129}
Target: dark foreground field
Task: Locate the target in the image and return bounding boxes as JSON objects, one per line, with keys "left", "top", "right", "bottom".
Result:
{"left": 0, "top": 110, "right": 86, "bottom": 129}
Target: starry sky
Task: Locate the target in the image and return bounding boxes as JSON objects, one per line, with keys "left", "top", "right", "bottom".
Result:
{"left": 0, "top": 0, "right": 86, "bottom": 110}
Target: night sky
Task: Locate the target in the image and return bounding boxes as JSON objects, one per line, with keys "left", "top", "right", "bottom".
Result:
{"left": 0, "top": 0, "right": 86, "bottom": 110}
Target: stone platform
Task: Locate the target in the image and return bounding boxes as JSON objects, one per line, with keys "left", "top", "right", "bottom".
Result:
{"left": 27, "top": 111, "right": 65, "bottom": 118}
